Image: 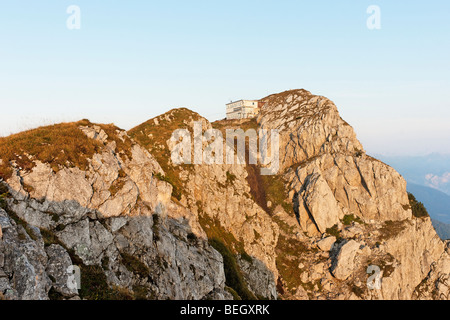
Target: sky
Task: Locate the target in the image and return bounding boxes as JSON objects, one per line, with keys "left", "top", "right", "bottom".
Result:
{"left": 0, "top": 0, "right": 449, "bottom": 156}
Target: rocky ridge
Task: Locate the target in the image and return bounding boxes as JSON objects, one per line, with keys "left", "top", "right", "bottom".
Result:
{"left": 0, "top": 89, "right": 449, "bottom": 300}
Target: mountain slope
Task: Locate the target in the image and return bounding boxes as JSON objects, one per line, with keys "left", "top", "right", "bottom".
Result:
{"left": 377, "top": 153, "right": 450, "bottom": 195}
{"left": 407, "top": 183, "right": 450, "bottom": 224}
{"left": 1, "top": 89, "right": 449, "bottom": 300}
{"left": 0, "top": 121, "right": 229, "bottom": 300}
{"left": 432, "top": 219, "right": 450, "bottom": 240}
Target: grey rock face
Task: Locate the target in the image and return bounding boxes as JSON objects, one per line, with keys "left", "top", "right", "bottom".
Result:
{"left": 1, "top": 89, "right": 449, "bottom": 301}
{"left": 45, "top": 244, "right": 79, "bottom": 298}
{"left": 0, "top": 123, "right": 229, "bottom": 300}
{"left": 0, "top": 208, "right": 51, "bottom": 300}
{"left": 238, "top": 255, "right": 278, "bottom": 300}
{"left": 1, "top": 197, "right": 229, "bottom": 300}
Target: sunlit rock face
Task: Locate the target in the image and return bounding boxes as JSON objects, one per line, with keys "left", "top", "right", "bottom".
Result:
{"left": 0, "top": 89, "right": 449, "bottom": 301}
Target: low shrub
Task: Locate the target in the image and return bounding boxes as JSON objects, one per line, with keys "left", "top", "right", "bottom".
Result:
{"left": 342, "top": 214, "right": 364, "bottom": 226}
{"left": 208, "top": 239, "right": 256, "bottom": 300}
{"left": 408, "top": 192, "right": 429, "bottom": 218}
{"left": 120, "top": 252, "right": 150, "bottom": 278}
{"left": 326, "top": 224, "right": 342, "bottom": 241}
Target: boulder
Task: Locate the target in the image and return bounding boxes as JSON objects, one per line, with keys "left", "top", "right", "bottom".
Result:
{"left": 45, "top": 244, "right": 79, "bottom": 298}
{"left": 317, "top": 236, "right": 336, "bottom": 252}
{"left": 300, "top": 172, "right": 342, "bottom": 234}
{"left": 331, "top": 240, "right": 360, "bottom": 280}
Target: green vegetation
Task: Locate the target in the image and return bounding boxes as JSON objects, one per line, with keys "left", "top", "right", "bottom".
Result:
{"left": 78, "top": 264, "right": 140, "bottom": 300}
{"left": 101, "top": 256, "right": 110, "bottom": 270}
{"left": 342, "top": 214, "right": 364, "bottom": 226}
{"left": 120, "top": 252, "right": 150, "bottom": 278}
{"left": 326, "top": 224, "right": 342, "bottom": 241}
{"left": 0, "top": 121, "right": 101, "bottom": 179}
{"left": 367, "top": 253, "right": 396, "bottom": 279}
{"left": 129, "top": 108, "right": 203, "bottom": 203}
{"left": 197, "top": 214, "right": 256, "bottom": 300}
{"left": 198, "top": 214, "right": 246, "bottom": 254}
{"left": 40, "top": 228, "right": 63, "bottom": 247}
{"left": 211, "top": 117, "right": 258, "bottom": 137}
{"left": 48, "top": 287, "right": 64, "bottom": 300}
{"left": 208, "top": 239, "right": 256, "bottom": 300}
{"left": 261, "top": 174, "right": 293, "bottom": 214}
{"left": 0, "top": 186, "right": 8, "bottom": 210}
{"left": 97, "top": 123, "right": 135, "bottom": 161}
{"left": 132, "top": 284, "right": 151, "bottom": 300}
{"left": 152, "top": 213, "right": 160, "bottom": 242}
{"left": 226, "top": 171, "right": 237, "bottom": 185}
{"left": 225, "top": 286, "right": 242, "bottom": 300}
{"left": 378, "top": 260, "right": 396, "bottom": 277}
{"left": 22, "top": 183, "right": 34, "bottom": 194}
{"left": 245, "top": 164, "right": 293, "bottom": 216}
{"left": 275, "top": 234, "right": 316, "bottom": 294}
{"left": 351, "top": 285, "right": 364, "bottom": 298}
{"left": 212, "top": 118, "right": 295, "bottom": 216}
{"left": 301, "top": 279, "right": 323, "bottom": 294}
{"left": 240, "top": 251, "right": 253, "bottom": 264}
{"left": 354, "top": 150, "right": 363, "bottom": 157}
{"left": 408, "top": 192, "right": 429, "bottom": 219}
{"left": 155, "top": 172, "right": 182, "bottom": 200}
{"left": 79, "top": 264, "right": 111, "bottom": 300}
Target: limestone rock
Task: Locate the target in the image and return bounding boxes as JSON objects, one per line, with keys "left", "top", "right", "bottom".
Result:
{"left": 317, "top": 236, "right": 336, "bottom": 252}
{"left": 258, "top": 89, "right": 364, "bottom": 172}
{"left": 299, "top": 172, "right": 342, "bottom": 234}
{"left": 0, "top": 209, "right": 51, "bottom": 300}
{"left": 45, "top": 244, "right": 79, "bottom": 298}
{"left": 331, "top": 240, "right": 360, "bottom": 280}
{"left": 0, "top": 89, "right": 449, "bottom": 301}
{"left": 238, "top": 255, "right": 277, "bottom": 300}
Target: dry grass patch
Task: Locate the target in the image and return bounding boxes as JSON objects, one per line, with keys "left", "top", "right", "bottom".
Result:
{"left": 198, "top": 214, "right": 246, "bottom": 255}
{"left": 275, "top": 234, "right": 315, "bottom": 294}
{"left": 211, "top": 117, "right": 258, "bottom": 136}
{"left": 379, "top": 220, "right": 408, "bottom": 241}
{"left": 0, "top": 119, "right": 134, "bottom": 181}
{"left": 129, "top": 108, "right": 204, "bottom": 200}
{"left": 0, "top": 120, "right": 102, "bottom": 179}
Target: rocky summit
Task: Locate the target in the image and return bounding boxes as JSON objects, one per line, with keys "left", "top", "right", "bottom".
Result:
{"left": 0, "top": 89, "right": 449, "bottom": 300}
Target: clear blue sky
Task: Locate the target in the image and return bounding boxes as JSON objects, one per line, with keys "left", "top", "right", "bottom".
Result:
{"left": 0, "top": 1, "right": 449, "bottom": 156}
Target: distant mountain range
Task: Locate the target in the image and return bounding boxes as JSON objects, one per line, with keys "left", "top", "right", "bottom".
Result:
{"left": 405, "top": 183, "right": 450, "bottom": 240}
{"left": 407, "top": 183, "right": 450, "bottom": 224}
{"left": 376, "top": 153, "right": 450, "bottom": 195}
{"left": 431, "top": 219, "right": 450, "bottom": 241}
{"left": 376, "top": 154, "right": 450, "bottom": 240}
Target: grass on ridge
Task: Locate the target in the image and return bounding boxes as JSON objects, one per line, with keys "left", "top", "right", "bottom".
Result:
{"left": 0, "top": 119, "right": 134, "bottom": 180}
